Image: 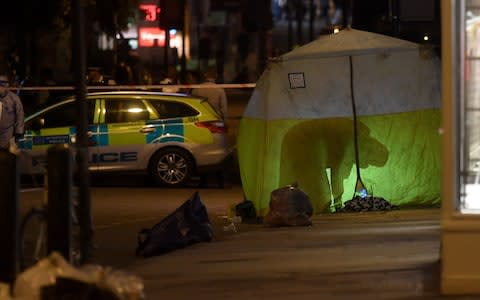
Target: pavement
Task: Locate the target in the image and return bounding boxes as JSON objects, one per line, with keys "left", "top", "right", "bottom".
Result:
{"left": 17, "top": 183, "right": 480, "bottom": 300}
{"left": 89, "top": 200, "right": 473, "bottom": 300}
{"left": 115, "top": 209, "right": 453, "bottom": 300}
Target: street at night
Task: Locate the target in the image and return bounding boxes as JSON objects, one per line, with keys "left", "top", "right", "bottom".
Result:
{"left": 16, "top": 184, "right": 472, "bottom": 299}
{"left": 3, "top": 0, "right": 480, "bottom": 298}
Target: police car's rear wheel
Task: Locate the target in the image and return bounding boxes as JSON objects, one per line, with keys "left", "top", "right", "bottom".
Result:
{"left": 150, "top": 148, "right": 194, "bottom": 187}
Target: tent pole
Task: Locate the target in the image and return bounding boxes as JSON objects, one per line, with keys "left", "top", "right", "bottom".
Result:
{"left": 349, "top": 55, "right": 367, "bottom": 198}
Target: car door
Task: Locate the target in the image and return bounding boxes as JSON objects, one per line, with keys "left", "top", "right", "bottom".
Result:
{"left": 95, "top": 97, "right": 153, "bottom": 171}
{"left": 20, "top": 99, "right": 98, "bottom": 174}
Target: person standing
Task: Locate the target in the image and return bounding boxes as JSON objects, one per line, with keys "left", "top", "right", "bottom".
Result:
{"left": 160, "top": 65, "right": 180, "bottom": 93}
{"left": 191, "top": 66, "right": 228, "bottom": 122}
{"left": 115, "top": 60, "right": 133, "bottom": 85}
{"left": 191, "top": 66, "right": 229, "bottom": 188}
{"left": 87, "top": 67, "right": 106, "bottom": 85}
{"left": 0, "top": 75, "right": 24, "bottom": 149}
{"left": 181, "top": 70, "right": 198, "bottom": 94}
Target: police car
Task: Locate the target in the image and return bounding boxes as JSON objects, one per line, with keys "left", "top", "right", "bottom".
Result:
{"left": 19, "top": 91, "right": 230, "bottom": 187}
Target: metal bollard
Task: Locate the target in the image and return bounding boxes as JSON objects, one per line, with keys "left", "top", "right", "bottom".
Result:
{"left": 47, "top": 144, "right": 73, "bottom": 262}
{"left": 0, "top": 149, "right": 19, "bottom": 283}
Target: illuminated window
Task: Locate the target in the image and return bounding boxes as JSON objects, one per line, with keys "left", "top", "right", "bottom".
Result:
{"left": 459, "top": 0, "right": 480, "bottom": 212}
{"left": 105, "top": 99, "right": 149, "bottom": 123}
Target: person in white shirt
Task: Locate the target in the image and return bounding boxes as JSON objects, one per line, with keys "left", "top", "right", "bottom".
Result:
{"left": 191, "top": 66, "right": 229, "bottom": 188}
{"left": 191, "top": 66, "right": 228, "bottom": 122}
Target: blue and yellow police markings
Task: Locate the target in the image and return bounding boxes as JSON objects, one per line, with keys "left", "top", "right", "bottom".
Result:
{"left": 20, "top": 127, "right": 75, "bottom": 151}
{"left": 144, "top": 116, "right": 215, "bottom": 145}
{"left": 89, "top": 151, "right": 137, "bottom": 163}
{"left": 146, "top": 118, "right": 184, "bottom": 143}
{"left": 96, "top": 124, "right": 109, "bottom": 146}
{"left": 107, "top": 121, "right": 146, "bottom": 146}
{"left": 18, "top": 134, "right": 33, "bottom": 150}
{"left": 27, "top": 127, "right": 72, "bottom": 151}
{"left": 32, "top": 135, "right": 70, "bottom": 145}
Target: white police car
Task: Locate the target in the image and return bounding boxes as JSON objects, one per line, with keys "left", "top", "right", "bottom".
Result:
{"left": 19, "top": 91, "right": 230, "bottom": 187}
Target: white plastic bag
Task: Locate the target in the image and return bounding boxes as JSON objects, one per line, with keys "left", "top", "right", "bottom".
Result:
{"left": 13, "top": 252, "right": 91, "bottom": 300}
{"left": 106, "top": 270, "right": 145, "bottom": 300}
{"left": 81, "top": 265, "right": 145, "bottom": 300}
{"left": 14, "top": 252, "right": 145, "bottom": 300}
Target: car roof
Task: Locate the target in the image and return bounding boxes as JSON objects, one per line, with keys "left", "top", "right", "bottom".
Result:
{"left": 69, "top": 91, "right": 206, "bottom": 100}
{"left": 45, "top": 90, "right": 207, "bottom": 108}
{"left": 25, "top": 91, "right": 209, "bottom": 121}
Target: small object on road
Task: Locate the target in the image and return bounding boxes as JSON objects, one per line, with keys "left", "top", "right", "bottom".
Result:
{"left": 223, "top": 222, "right": 238, "bottom": 233}
{"left": 219, "top": 215, "right": 241, "bottom": 233}
{"left": 264, "top": 184, "right": 313, "bottom": 227}
{"left": 234, "top": 200, "right": 258, "bottom": 223}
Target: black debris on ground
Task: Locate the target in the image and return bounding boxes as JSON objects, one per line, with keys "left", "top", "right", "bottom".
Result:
{"left": 335, "top": 196, "right": 399, "bottom": 213}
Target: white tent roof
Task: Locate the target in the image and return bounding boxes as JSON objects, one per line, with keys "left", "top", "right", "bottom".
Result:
{"left": 244, "top": 29, "right": 441, "bottom": 120}
{"left": 280, "top": 28, "right": 419, "bottom": 60}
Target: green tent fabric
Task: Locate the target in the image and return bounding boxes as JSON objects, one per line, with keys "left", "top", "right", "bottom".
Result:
{"left": 237, "top": 29, "right": 441, "bottom": 216}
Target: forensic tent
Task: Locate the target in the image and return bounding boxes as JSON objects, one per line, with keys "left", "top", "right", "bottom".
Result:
{"left": 237, "top": 28, "right": 441, "bottom": 216}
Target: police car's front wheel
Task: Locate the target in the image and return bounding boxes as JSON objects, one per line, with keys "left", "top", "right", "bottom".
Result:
{"left": 150, "top": 148, "right": 194, "bottom": 187}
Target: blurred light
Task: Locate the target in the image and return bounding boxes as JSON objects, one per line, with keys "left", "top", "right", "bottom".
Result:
{"left": 333, "top": 28, "right": 340, "bottom": 34}
{"left": 128, "top": 108, "right": 143, "bottom": 113}
{"left": 120, "top": 24, "right": 138, "bottom": 39}
{"left": 359, "top": 188, "right": 368, "bottom": 198}
{"left": 170, "top": 33, "right": 182, "bottom": 50}
{"left": 98, "top": 34, "right": 114, "bottom": 50}
{"left": 128, "top": 39, "right": 138, "bottom": 50}
{"left": 423, "top": 35, "right": 429, "bottom": 41}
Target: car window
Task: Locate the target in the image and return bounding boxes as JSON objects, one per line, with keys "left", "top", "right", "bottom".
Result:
{"left": 149, "top": 100, "right": 198, "bottom": 119}
{"left": 105, "top": 99, "right": 149, "bottom": 123}
{"left": 27, "top": 100, "right": 95, "bottom": 130}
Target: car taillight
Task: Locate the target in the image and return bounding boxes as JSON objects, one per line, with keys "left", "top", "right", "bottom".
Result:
{"left": 195, "top": 121, "right": 226, "bottom": 133}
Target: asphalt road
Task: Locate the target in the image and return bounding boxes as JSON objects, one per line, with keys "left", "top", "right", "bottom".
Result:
{"left": 19, "top": 183, "right": 245, "bottom": 266}
{"left": 18, "top": 184, "right": 479, "bottom": 300}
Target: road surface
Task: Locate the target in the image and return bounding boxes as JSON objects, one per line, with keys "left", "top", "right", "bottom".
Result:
{"left": 18, "top": 185, "right": 479, "bottom": 299}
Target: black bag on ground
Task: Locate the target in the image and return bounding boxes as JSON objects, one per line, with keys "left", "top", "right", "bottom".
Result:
{"left": 135, "top": 191, "right": 213, "bottom": 258}
{"left": 235, "top": 200, "right": 257, "bottom": 223}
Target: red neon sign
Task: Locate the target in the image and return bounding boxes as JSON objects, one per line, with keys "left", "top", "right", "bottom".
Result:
{"left": 138, "top": 27, "right": 177, "bottom": 47}
{"left": 139, "top": 27, "right": 165, "bottom": 47}
{"left": 139, "top": 4, "right": 160, "bottom": 22}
